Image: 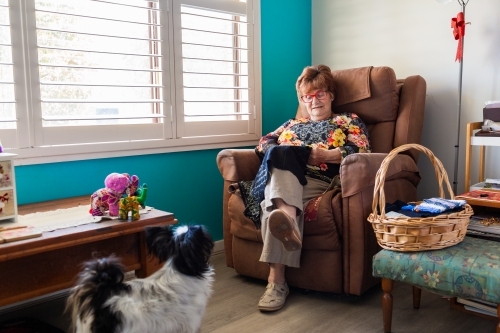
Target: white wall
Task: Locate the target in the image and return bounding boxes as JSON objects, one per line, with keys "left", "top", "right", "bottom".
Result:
{"left": 312, "top": 0, "right": 500, "bottom": 200}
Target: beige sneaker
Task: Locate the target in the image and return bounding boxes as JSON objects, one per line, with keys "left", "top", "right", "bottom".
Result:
{"left": 258, "top": 282, "right": 289, "bottom": 312}
{"left": 268, "top": 209, "right": 302, "bottom": 251}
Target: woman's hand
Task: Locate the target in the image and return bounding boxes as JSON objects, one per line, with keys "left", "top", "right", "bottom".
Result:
{"left": 308, "top": 148, "right": 342, "bottom": 165}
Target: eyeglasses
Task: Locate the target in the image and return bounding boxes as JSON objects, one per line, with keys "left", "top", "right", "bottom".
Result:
{"left": 300, "top": 90, "right": 328, "bottom": 103}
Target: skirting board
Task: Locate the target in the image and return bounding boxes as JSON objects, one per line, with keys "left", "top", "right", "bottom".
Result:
{"left": 213, "top": 239, "right": 224, "bottom": 255}
{"left": 0, "top": 240, "right": 225, "bottom": 314}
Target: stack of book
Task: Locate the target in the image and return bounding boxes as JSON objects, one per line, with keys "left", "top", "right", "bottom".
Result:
{"left": 470, "top": 179, "right": 500, "bottom": 191}
{"left": 475, "top": 130, "right": 500, "bottom": 137}
{"left": 466, "top": 213, "right": 500, "bottom": 241}
{"left": 457, "top": 297, "right": 498, "bottom": 317}
{"left": 456, "top": 181, "right": 500, "bottom": 241}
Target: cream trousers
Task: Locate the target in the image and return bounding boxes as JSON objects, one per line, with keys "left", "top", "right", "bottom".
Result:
{"left": 259, "top": 168, "right": 329, "bottom": 268}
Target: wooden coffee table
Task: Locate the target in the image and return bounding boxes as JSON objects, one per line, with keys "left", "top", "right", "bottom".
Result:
{"left": 0, "top": 196, "right": 177, "bottom": 307}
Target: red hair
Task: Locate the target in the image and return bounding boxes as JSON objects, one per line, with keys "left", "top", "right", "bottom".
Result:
{"left": 295, "top": 64, "right": 336, "bottom": 99}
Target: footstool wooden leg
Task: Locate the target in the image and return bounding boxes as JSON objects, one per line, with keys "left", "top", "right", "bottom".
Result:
{"left": 382, "top": 278, "right": 394, "bottom": 333}
{"left": 497, "top": 304, "right": 500, "bottom": 333}
{"left": 412, "top": 286, "right": 421, "bottom": 309}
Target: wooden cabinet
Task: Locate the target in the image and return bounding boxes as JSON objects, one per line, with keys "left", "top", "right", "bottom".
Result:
{"left": 0, "top": 153, "right": 17, "bottom": 223}
{"left": 464, "top": 122, "right": 500, "bottom": 209}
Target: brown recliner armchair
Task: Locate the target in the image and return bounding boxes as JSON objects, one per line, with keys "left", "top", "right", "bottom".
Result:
{"left": 216, "top": 66, "right": 426, "bottom": 295}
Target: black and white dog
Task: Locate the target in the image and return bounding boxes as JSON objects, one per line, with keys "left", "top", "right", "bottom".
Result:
{"left": 66, "top": 225, "right": 214, "bottom": 333}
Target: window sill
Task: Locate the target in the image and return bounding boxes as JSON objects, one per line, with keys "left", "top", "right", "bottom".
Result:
{"left": 9, "top": 134, "right": 260, "bottom": 166}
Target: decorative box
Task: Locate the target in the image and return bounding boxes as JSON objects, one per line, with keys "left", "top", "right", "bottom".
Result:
{"left": 483, "top": 107, "right": 500, "bottom": 122}
{"left": 0, "top": 153, "right": 17, "bottom": 223}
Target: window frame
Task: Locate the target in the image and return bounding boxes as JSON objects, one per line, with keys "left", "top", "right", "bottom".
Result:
{"left": 3, "top": 0, "right": 261, "bottom": 166}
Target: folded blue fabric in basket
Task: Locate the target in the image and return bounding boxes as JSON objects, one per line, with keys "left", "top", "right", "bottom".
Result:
{"left": 401, "top": 198, "right": 466, "bottom": 214}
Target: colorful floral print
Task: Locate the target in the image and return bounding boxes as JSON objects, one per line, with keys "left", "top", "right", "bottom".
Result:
{"left": 373, "top": 236, "right": 500, "bottom": 304}
{"left": 256, "top": 112, "right": 371, "bottom": 183}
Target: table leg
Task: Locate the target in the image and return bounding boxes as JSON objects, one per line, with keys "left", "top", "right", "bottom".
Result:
{"left": 413, "top": 286, "right": 421, "bottom": 309}
{"left": 135, "top": 230, "right": 163, "bottom": 278}
{"left": 382, "top": 278, "right": 394, "bottom": 333}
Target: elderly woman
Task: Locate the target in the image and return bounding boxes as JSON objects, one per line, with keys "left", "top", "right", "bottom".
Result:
{"left": 255, "top": 64, "right": 371, "bottom": 312}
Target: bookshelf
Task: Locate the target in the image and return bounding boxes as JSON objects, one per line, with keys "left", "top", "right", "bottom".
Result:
{"left": 465, "top": 122, "right": 500, "bottom": 195}
{"left": 463, "top": 122, "right": 500, "bottom": 208}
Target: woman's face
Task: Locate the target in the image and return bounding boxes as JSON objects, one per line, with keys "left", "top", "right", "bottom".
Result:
{"left": 300, "top": 88, "right": 334, "bottom": 121}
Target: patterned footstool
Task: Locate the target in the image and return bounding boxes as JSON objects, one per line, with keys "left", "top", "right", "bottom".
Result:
{"left": 372, "top": 236, "right": 500, "bottom": 333}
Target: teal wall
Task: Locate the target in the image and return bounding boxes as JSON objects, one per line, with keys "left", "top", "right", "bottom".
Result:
{"left": 15, "top": 149, "right": 224, "bottom": 237}
{"left": 15, "top": 0, "right": 312, "bottom": 242}
{"left": 261, "top": 0, "right": 312, "bottom": 134}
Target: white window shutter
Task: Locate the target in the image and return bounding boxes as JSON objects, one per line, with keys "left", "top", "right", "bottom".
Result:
{"left": 0, "top": 0, "right": 19, "bottom": 148}
{"left": 29, "top": 0, "right": 172, "bottom": 146}
{"left": 172, "top": 0, "right": 256, "bottom": 138}
{"left": 1, "top": 0, "right": 260, "bottom": 162}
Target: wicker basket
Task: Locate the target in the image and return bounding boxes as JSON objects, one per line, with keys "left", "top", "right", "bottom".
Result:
{"left": 367, "top": 143, "right": 474, "bottom": 252}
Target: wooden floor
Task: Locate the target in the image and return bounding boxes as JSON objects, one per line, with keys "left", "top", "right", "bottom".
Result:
{"left": 0, "top": 252, "right": 497, "bottom": 333}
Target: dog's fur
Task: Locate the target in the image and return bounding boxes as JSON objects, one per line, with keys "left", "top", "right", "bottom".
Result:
{"left": 66, "top": 225, "right": 214, "bottom": 333}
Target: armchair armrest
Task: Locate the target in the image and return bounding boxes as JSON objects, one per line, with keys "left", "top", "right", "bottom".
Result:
{"left": 339, "top": 152, "right": 420, "bottom": 295}
{"left": 217, "top": 149, "right": 261, "bottom": 268}
{"left": 340, "top": 153, "right": 420, "bottom": 198}
{"left": 217, "top": 149, "right": 261, "bottom": 182}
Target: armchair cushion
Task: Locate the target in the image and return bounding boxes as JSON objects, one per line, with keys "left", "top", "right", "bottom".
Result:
{"left": 332, "top": 67, "right": 399, "bottom": 125}
{"left": 332, "top": 66, "right": 372, "bottom": 106}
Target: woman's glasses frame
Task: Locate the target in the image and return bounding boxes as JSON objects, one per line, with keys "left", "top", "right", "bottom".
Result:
{"left": 300, "top": 90, "right": 328, "bottom": 103}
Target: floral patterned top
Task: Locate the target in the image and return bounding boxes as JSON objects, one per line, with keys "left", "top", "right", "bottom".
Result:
{"left": 256, "top": 112, "right": 371, "bottom": 183}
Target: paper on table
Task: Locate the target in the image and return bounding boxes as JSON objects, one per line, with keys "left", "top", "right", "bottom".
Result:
{"left": 18, "top": 205, "right": 101, "bottom": 232}
{"left": 18, "top": 205, "right": 153, "bottom": 233}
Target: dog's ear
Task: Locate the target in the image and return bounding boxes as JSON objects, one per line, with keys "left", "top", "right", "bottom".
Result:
{"left": 145, "top": 225, "right": 175, "bottom": 262}
{"left": 188, "top": 225, "right": 214, "bottom": 261}
{"left": 172, "top": 225, "right": 214, "bottom": 277}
